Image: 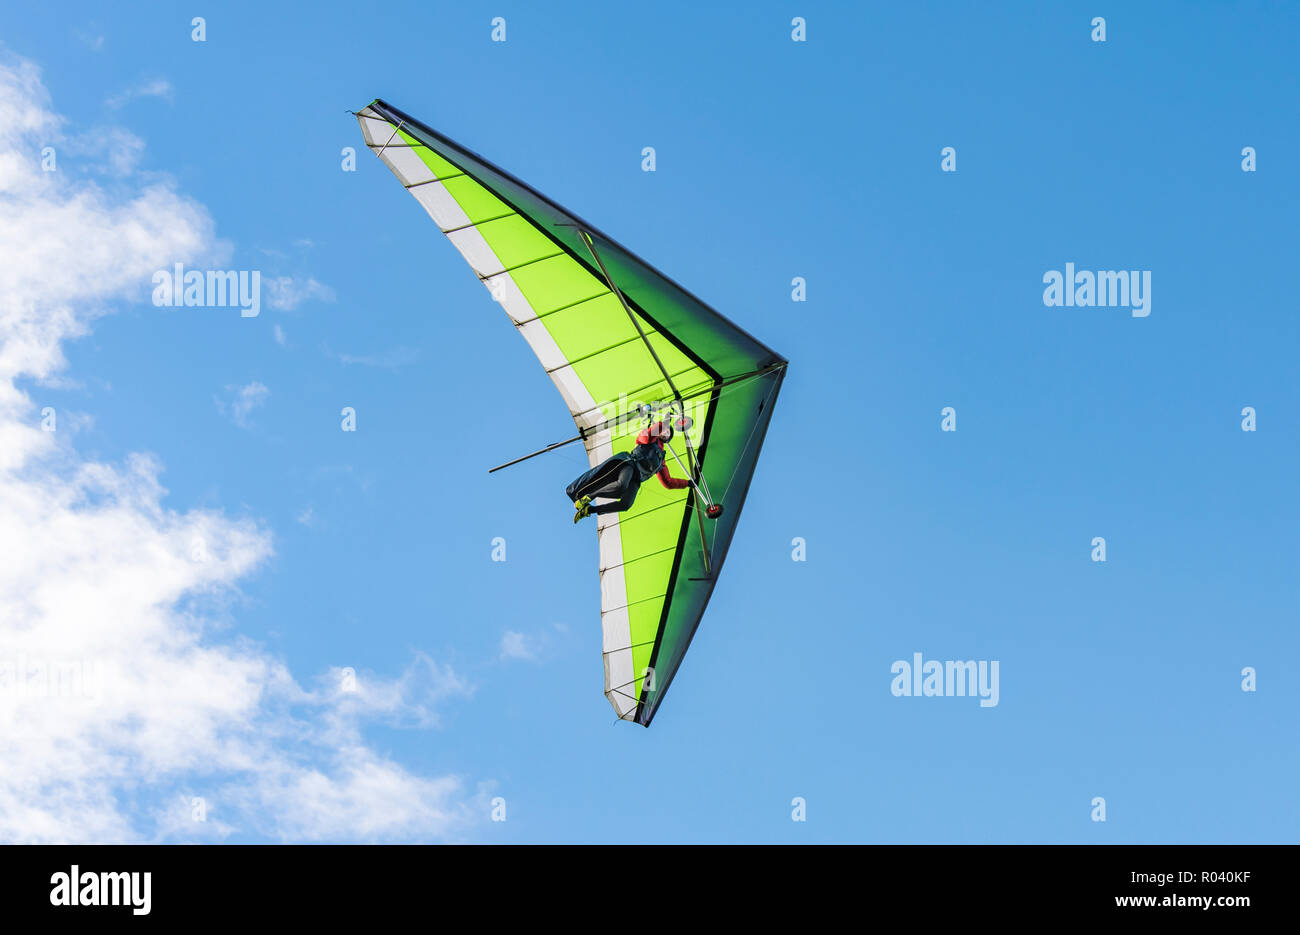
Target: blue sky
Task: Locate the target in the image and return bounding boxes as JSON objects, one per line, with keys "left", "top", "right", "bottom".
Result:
{"left": 0, "top": 1, "right": 1296, "bottom": 842}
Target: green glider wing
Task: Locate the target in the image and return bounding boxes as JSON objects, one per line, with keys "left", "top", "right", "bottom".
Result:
{"left": 357, "top": 99, "right": 786, "bottom": 726}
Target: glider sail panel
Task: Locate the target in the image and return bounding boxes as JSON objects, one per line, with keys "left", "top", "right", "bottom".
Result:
{"left": 357, "top": 99, "right": 785, "bottom": 725}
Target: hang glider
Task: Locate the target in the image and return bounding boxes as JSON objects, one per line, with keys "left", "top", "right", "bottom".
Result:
{"left": 355, "top": 99, "right": 787, "bottom": 726}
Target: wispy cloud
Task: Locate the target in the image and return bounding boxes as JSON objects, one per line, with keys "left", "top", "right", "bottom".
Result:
{"left": 325, "top": 655, "right": 474, "bottom": 727}
{"left": 500, "top": 631, "right": 537, "bottom": 662}
{"left": 62, "top": 125, "right": 146, "bottom": 176}
{"left": 265, "top": 276, "right": 334, "bottom": 310}
{"left": 105, "top": 78, "right": 173, "bottom": 110}
{"left": 335, "top": 346, "right": 420, "bottom": 370}
{"left": 216, "top": 381, "right": 269, "bottom": 429}
{"left": 75, "top": 31, "right": 106, "bottom": 52}
{"left": 272, "top": 324, "right": 287, "bottom": 346}
{"left": 101, "top": 127, "right": 145, "bottom": 175}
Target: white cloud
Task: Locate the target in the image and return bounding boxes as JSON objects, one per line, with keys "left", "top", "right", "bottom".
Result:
{"left": 76, "top": 31, "right": 106, "bottom": 52}
{"left": 101, "top": 127, "right": 145, "bottom": 175}
{"left": 105, "top": 78, "right": 172, "bottom": 111}
{"left": 0, "top": 56, "right": 477, "bottom": 843}
{"left": 265, "top": 276, "right": 334, "bottom": 310}
{"left": 42, "top": 124, "right": 148, "bottom": 178}
{"left": 499, "top": 631, "right": 536, "bottom": 662}
{"left": 326, "top": 655, "right": 473, "bottom": 726}
{"left": 216, "top": 380, "right": 269, "bottom": 428}
{"left": 335, "top": 346, "right": 420, "bottom": 369}
{"left": 272, "top": 323, "right": 287, "bottom": 346}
